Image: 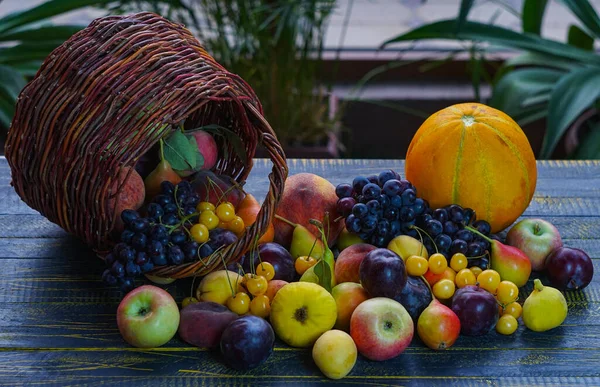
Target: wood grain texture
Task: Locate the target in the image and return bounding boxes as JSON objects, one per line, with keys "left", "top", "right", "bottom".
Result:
{"left": 0, "top": 157, "right": 599, "bottom": 386}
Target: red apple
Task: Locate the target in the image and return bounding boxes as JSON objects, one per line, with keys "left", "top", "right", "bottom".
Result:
{"left": 117, "top": 285, "right": 179, "bottom": 348}
{"left": 332, "top": 282, "right": 369, "bottom": 332}
{"left": 334, "top": 243, "right": 376, "bottom": 283}
{"left": 178, "top": 302, "right": 238, "bottom": 349}
{"left": 190, "top": 130, "right": 218, "bottom": 170}
{"left": 350, "top": 297, "right": 414, "bottom": 361}
{"left": 506, "top": 219, "right": 562, "bottom": 271}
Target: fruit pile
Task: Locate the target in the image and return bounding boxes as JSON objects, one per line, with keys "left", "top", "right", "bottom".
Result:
{"left": 106, "top": 103, "right": 594, "bottom": 380}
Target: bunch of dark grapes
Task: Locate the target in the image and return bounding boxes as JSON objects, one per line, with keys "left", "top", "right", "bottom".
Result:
{"left": 335, "top": 170, "right": 429, "bottom": 247}
{"left": 416, "top": 204, "right": 493, "bottom": 269}
{"left": 101, "top": 181, "right": 215, "bottom": 293}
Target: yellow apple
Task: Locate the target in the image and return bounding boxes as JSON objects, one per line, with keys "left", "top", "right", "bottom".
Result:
{"left": 312, "top": 330, "right": 357, "bottom": 379}
{"left": 195, "top": 270, "right": 242, "bottom": 305}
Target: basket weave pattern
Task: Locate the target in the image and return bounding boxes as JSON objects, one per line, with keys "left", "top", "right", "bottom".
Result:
{"left": 5, "top": 12, "right": 288, "bottom": 278}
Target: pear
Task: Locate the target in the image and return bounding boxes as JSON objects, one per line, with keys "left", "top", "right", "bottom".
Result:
{"left": 523, "top": 279, "right": 568, "bottom": 332}
{"left": 467, "top": 227, "right": 531, "bottom": 287}
{"left": 300, "top": 263, "right": 336, "bottom": 289}
{"left": 275, "top": 215, "right": 325, "bottom": 260}
{"left": 144, "top": 158, "right": 182, "bottom": 199}
{"left": 417, "top": 299, "right": 461, "bottom": 350}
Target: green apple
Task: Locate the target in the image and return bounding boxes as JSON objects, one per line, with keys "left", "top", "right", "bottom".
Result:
{"left": 117, "top": 285, "right": 180, "bottom": 348}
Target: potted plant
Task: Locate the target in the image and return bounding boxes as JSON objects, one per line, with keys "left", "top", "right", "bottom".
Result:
{"left": 380, "top": 0, "right": 600, "bottom": 159}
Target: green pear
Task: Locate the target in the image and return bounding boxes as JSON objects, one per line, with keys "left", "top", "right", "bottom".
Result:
{"left": 290, "top": 224, "right": 325, "bottom": 260}
{"left": 300, "top": 263, "right": 336, "bottom": 289}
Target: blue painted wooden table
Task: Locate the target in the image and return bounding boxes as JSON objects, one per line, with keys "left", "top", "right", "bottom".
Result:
{"left": 1, "top": 158, "right": 599, "bottom": 386}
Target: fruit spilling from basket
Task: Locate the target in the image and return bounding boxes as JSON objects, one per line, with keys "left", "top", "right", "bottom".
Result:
{"left": 109, "top": 103, "right": 594, "bottom": 379}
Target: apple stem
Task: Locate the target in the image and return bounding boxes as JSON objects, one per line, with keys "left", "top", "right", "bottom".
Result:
{"left": 275, "top": 214, "right": 298, "bottom": 228}
{"left": 465, "top": 226, "right": 493, "bottom": 243}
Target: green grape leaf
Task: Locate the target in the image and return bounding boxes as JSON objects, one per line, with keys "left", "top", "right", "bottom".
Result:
{"left": 187, "top": 135, "right": 205, "bottom": 171}
{"left": 163, "top": 130, "right": 198, "bottom": 171}
{"left": 313, "top": 259, "right": 332, "bottom": 292}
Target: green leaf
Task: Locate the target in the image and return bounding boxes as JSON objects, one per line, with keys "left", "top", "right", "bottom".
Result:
{"left": 490, "top": 68, "right": 564, "bottom": 118}
{"left": 187, "top": 135, "right": 205, "bottom": 171}
{"left": 0, "top": 65, "right": 26, "bottom": 101}
{"left": 195, "top": 124, "right": 247, "bottom": 165}
{"left": 503, "top": 52, "right": 579, "bottom": 71}
{"left": 0, "top": 42, "right": 64, "bottom": 64}
{"left": 542, "top": 67, "right": 600, "bottom": 158}
{"left": 557, "top": 0, "right": 600, "bottom": 39}
{"left": 0, "top": 95, "right": 14, "bottom": 128}
{"left": 568, "top": 25, "right": 594, "bottom": 51}
{"left": 313, "top": 259, "right": 332, "bottom": 293}
{"left": 572, "top": 121, "right": 600, "bottom": 159}
{"left": 456, "top": 0, "right": 475, "bottom": 32}
{"left": 163, "top": 130, "right": 198, "bottom": 171}
{"left": 0, "top": 25, "right": 81, "bottom": 42}
{"left": 0, "top": 0, "right": 114, "bottom": 34}
{"left": 381, "top": 20, "right": 600, "bottom": 66}
{"left": 522, "top": 0, "right": 548, "bottom": 35}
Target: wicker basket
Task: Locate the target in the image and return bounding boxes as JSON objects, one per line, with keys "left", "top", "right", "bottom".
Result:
{"left": 5, "top": 12, "right": 288, "bottom": 279}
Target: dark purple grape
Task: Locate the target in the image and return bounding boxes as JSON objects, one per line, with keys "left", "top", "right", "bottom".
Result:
{"left": 147, "top": 240, "right": 164, "bottom": 256}
{"left": 413, "top": 198, "right": 427, "bottom": 215}
{"left": 147, "top": 203, "right": 164, "bottom": 220}
{"left": 337, "top": 197, "right": 356, "bottom": 217}
{"left": 170, "top": 230, "right": 187, "bottom": 245}
{"left": 419, "top": 213, "right": 433, "bottom": 225}
{"left": 383, "top": 179, "right": 402, "bottom": 196}
{"left": 345, "top": 214, "right": 361, "bottom": 233}
{"left": 435, "top": 234, "right": 452, "bottom": 251}
{"left": 383, "top": 207, "right": 398, "bottom": 221}
{"left": 377, "top": 170, "right": 397, "bottom": 187}
{"left": 478, "top": 257, "right": 490, "bottom": 270}
{"left": 370, "top": 234, "right": 387, "bottom": 247}
{"left": 120, "top": 210, "right": 139, "bottom": 226}
{"left": 426, "top": 220, "right": 443, "bottom": 237}
{"left": 362, "top": 183, "right": 381, "bottom": 201}
{"left": 177, "top": 180, "right": 193, "bottom": 193}
{"left": 366, "top": 199, "right": 380, "bottom": 214}
{"left": 131, "top": 233, "right": 148, "bottom": 250}
{"left": 125, "top": 261, "right": 141, "bottom": 277}
{"left": 335, "top": 183, "right": 353, "bottom": 198}
{"left": 105, "top": 253, "right": 116, "bottom": 267}
{"left": 183, "top": 241, "right": 199, "bottom": 261}
{"left": 135, "top": 252, "right": 148, "bottom": 266}
{"left": 377, "top": 219, "right": 390, "bottom": 236}
{"left": 121, "top": 230, "right": 135, "bottom": 244}
{"left": 366, "top": 175, "right": 379, "bottom": 184}
{"left": 404, "top": 228, "right": 418, "bottom": 238}
{"left": 450, "top": 239, "right": 468, "bottom": 255}
{"left": 352, "top": 203, "right": 369, "bottom": 219}
{"left": 390, "top": 221, "right": 401, "bottom": 236}
{"left": 102, "top": 269, "right": 118, "bottom": 286}
{"left": 184, "top": 194, "right": 200, "bottom": 208}
{"left": 168, "top": 245, "right": 184, "bottom": 265}
{"left": 466, "top": 243, "right": 483, "bottom": 257}
{"left": 161, "top": 181, "right": 175, "bottom": 195}
{"left": 175, "top": 190, "right": 188, "bottom": 204}
{"left": 131, "top": 218, "right": 150, "bottom": 232}
{"left": 162, "top": 213, "right": 179, "bottom": 226}
{"left": 153, "top": 253, "right": 167, "bottom": 266}
{"left": 433, "top": 208, "right": 448, "bottom": 223}
{"left": 473, "top": 220, "right": 491, "bottom": 235}
{"left": 120, "top": 278, "right": 135, "bottom": 293}
{"left": 362, "top": 216, "right": 377, "bottom": 233}
{"left": 200, "top": 244, "right": 214, "bottom": 258}
{"left": 154, "top": 194, "right": 173, "bottom": 207}
{"left": 443, "top": 221, "right": 458, "bottom": 236}
{"left": 378, "top": 194, "right": 390, "bottom": 207}
{"left": 401, "top": 189, "right": 416, "bottom": 205}
{"left": 119, "top": 246, "right": 135, "bottom": 262}
{"left": 111, "top": 261, "right": 125, "bottom": 277}
{"left": 390, "top": 195, "right": 402, "bottom": 208}
{"left": 352, "top": 176, "right": 370, "bottom": 195}
{"left": 447, "top": 205, "right": 464, "bottom": 223}
{"left": 455, "top": 229, "right": 473, "bottom": 243}
{"left": 208, "top": 229, "right": 238, "bottom": 250}
{"left": 164, "top": 203, "right": 178, "bottom": 214}
{"left": 141, "top": 262, "right": 154, "bottom": 273}
{"left": 400, "top": 206, "right": 415, "bottom": 222}
{"left": 546, "top": 247, "right": 594, "bottom": 290}
{"left": 399, "top": 180, "right": 412, "bottom": 192}
{"left": 463, "top": 208, "right": 476, "bottom": 225}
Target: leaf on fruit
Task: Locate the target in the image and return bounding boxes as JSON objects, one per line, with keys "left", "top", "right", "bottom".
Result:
{"left": 314, "top": 259, "right": 332, "bottom": 292}
{"left": 187, "top": 135, "right": 205, "bottom": 170}
{"left": 163, "top": 130, "right": 199, "bottom": 171}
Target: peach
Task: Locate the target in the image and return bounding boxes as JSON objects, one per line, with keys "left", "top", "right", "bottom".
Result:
{"left": 109, "top": 166, "right": 145, "bottom": 231}
{"left": 332, "top": 283, "right": 369, "bottom": 332}
{"left": 265, "top": 279, "right": 288, "bottom": 301}
{"left": 274, "top": 173, "right": 342, "bottom": 248}
{"left": 190, "top": 130, "right": 218, "bottom": 171}
{"left": 334, "top": 243, "right": 376, "bottom": 283}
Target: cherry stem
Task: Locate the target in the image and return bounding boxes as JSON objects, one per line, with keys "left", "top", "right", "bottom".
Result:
{"left": 420, "top": 275, "right": 436, "bottom": 301}
{"left": 410, "top": 225, "right": 438, "bottom": 254}
{"left": 220, "top": 252, "right": 236, "bottom": 298}
{"left": 275, "top": 214, "right": 298, "bottom": 228}
{"left": 306, "top": 238, "right": 318, "bottom": 259}
{"left": 465, "top": 226, "right": 493, "bottom": 243}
